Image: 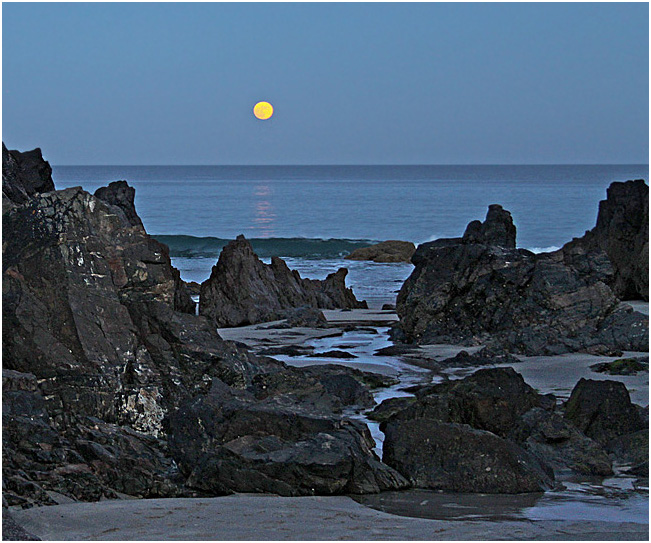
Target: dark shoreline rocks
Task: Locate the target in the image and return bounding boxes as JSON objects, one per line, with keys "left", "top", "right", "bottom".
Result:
{"left": 2, "top": 144, "right": 403, "bottom": 507}
{"left": 396, "top": 189, "right": 649, "bottom": 355}
{"left": 560, "top": 180, "right": 648, "bottom": 301}
{"left": 375, "top": 367, "right": 646, "bottom": 489}
{"left": 199, "top": 235, "right": 367, "bottom": 328}
{"left": 345, "top": 240, "right": 416, "bottom": 263}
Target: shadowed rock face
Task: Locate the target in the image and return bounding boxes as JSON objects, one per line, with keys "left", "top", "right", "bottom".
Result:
{"left": 199, "top": 235, "right": 367, "bottom": 327}
{"left": 564, "top": 378, "right": 646, "bottom": 445}
{"left": 396, "top": 199, "right": 648, "bottom": 355}
{"left": 560, "top": 180, "right": 648, "bottom": 301}
{"left": 94, "top": 180, "right": 144, "bottom": 228}
{"left": 462, "top": 204, "right": 516, "bottom": 248}
{"left": 168, "top": 380, "right": 408, "bottom": 496}
{"left": 2, "top": 144, "right": 404, "bottom": 505}
{"left": 2, "top": 144, "right": 54, "bottom": 210}
{"left": 376, "top": 368, "right": 632, "bottom": 489}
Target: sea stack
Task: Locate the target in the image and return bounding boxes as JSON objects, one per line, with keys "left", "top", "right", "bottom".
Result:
{"left": 199, "top": 235, "right": 367, "bottom": 327}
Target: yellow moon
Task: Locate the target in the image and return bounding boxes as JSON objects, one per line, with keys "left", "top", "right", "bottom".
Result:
{"left": 253, "top": 101, "right": 274, "bottom": 120}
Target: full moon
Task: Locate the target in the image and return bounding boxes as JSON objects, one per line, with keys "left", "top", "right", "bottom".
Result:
{"left": 253, "top": 101, "right": 274, "bottom": 120}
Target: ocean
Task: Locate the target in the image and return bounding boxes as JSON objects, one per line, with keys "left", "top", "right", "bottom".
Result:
{"left": 53, "top": 164, "right": 648, "bottom": 307}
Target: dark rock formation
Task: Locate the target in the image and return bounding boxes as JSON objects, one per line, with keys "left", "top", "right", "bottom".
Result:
{"left": 373, "top": 368, "right": 643, "bottom": 485}
{"left": 345, "top": 240, "right": 416, "bottom": 263}
{"left": 512, "top": 408, "right": 613, "bottom": 477}
{"left": 94, "top": 180, "right": 144, "bottom": 228}
{"left": 2, "top": 369, "right": 187, "bottom": 507}
{"left": 396, "top": 202, "right": 648, "bottom": 355}
{"left": 199, "top": 235, "right": 367, "bottom": 327}
{"left": 168, "top": 380, "right": 408, "bottom": 496}
{"left": 590, "top": 357, "right": 648, "bottom": 376}
{"left": 564, "top": 378, "right": 646, "bottom": 446}
{"left": 561, "top": 180, "right": 648, "bottom": 301}
{"left": 386, "top": 368, "right": 542, "bottom": 438}
{"left": 382, "top": 418, "right": 553, "bottom": 493}
{"left": 2, "top": 144, "right": 54, "bottom": 210}
{"left": 462, "top": 204, "right": 516, "bottom": 248}
{"left": 2, "top": 146, "right": 404, "bottom": 505}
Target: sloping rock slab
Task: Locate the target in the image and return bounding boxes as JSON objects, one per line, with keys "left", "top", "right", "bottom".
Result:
{"left": 168, "top": 382, "right": 408, "bottom": 496}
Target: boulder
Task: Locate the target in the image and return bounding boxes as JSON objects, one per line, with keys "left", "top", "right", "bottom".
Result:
{"left": 512, "top": 408, "right": 613, "bottom": 477}
{"left": 387, "top": 368, "right": 543, "bottom": 439}
{"left": 462, "top": 204, "right": 516, "bottom": 248}
{"left": 561, "top": 180, "right": 648, "bottom": 300}
{"left": 168, "top": 381, "right": 408, "bottom": 496}
{"left": 396, "top": 204, "right": 648, "bottom": 355}
{"left": 2, "top": 143, "right": 54, "bottom": 210}
{"left": 564, "top": 378, "right": 646, "bottom": 446}
{"left": 381, "top": 418, "right": 553, "bottom": 493}
{"left": 345, "top": 240, "right": 416, "bottom": 263}
{"left": 94, "top": 180, "right": 144, "bottom": 228}
{"left": 199, "top": 235, "right": 367, "bottom": 327}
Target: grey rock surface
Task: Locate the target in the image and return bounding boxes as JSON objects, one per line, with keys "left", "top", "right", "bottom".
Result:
{"left": 199, "top": 235, "right": 367, "bottom": 327}
{"left": 396, "top": 200, "right": 648, "bottom": 355}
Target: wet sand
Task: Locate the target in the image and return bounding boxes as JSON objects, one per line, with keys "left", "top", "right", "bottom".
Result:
{"left": 10, "top": 494, "right": 648, "bottom": 541}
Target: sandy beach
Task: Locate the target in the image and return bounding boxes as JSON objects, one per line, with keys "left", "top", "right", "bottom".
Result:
{"left": 10, "top": 494, "right": 649, "bottom": 541}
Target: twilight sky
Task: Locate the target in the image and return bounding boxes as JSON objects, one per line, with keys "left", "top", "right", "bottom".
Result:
{"left": 2, "top": 2, "right": 648, "bottom": 165}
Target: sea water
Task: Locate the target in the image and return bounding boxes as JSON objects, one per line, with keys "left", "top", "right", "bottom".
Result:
{"left": 53, "top": 164, "right": 648, "bottom": 306}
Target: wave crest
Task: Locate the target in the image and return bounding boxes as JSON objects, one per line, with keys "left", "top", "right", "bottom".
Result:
{"left": 153, "top": 235, "right": 378, "bottom": 259}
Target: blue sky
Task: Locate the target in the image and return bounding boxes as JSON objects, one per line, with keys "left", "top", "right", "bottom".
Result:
{"left": 2, "top": 2, "right": 648, "bottom": 165}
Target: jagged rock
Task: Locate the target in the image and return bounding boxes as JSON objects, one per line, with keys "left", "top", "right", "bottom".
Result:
{"left": 396, "top": 204, "right": 648, "bottom": 355}
{"left": 462, "top": 204, "right": 516, "bottom": 248}
{"left": 512, "top": 408, "right": 613, "bottom": 477}
{"left": 2, "top": 146, "right": 404, "bottom": 505}
{"left": 2, "top": 185, "right": 214, "bottom": 433}
{"left": 2, "top": 369, "right": 186, "bottom": 506}
{"left": 308, "top": 350, "right": 357, "bottom": 359}
{"left": 561, "top": 180, "right": 648, "bottom": 301}
{"left": 2, "top": 143, "right": 54, "bottom": 210}
{"left": 564, "top": 378, "right": 646, "bottom": 446}
{"left": 199, "top": 235, "right": 367, "bottom": 327}
{"left": 386, "top": 368, "right": 543, "bottom": 439}
{"left": 168, "top": 381, "right": 408, "bottom": 496}
{"left": 94, "top": 180, "right": 144, "bottom": 228}
{"left": 345, "top": 240, "right": 416, "bottom": 263}
{"left": 382, "top": 419, "right": 553, "bottom": 493}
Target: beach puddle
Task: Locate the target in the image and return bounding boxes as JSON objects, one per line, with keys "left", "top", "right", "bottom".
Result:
{"left": 353, "top": 474, "right": 649, "bottom": 524}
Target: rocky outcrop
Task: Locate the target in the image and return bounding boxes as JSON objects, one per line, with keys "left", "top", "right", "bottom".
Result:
{"left": 396, "top": 201, "right": 648, "bottom": 355}
{"left": 168, "top": 380, "right": 408, "bottom": 496}
{"left": 564, "top": 378, "right": 646, "bottom": 446}
{"left": 560, "top": 180, "right": 648, "bottom": 301}
{"left": 2, "top": 145, "right": 403, "bottom": 505}
{"left": 199, "top": 235, "right": 367, "bottom": 327}
{"left": 94, "top": 180, "right": 144, "bottom": 228}
{"left": 376, "top": 368, "right": 636, "bottom": 489}
{"left": 2, "top": 144, "right": 54, "bottom": 210}
{"left": 345, "top": 240, "right": 416, "bottom": 263}
{"left": 382, "top": 418, "right": 553, "bottom": 493}
{"left": 462, "top": 204, "right": 516, "bottom": 248}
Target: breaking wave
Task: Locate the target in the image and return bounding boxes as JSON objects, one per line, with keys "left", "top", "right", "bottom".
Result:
{"left": 153, "top": 235, "right": 379, "bottom": 259}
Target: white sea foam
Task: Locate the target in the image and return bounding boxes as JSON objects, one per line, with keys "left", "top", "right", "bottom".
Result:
{"left": 527, "top": 246, "right": 561, "bottom": 254}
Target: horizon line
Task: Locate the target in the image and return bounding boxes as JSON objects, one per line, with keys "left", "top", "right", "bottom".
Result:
{"left": 53, "top": 162, "right": 650, "bottom": 168}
